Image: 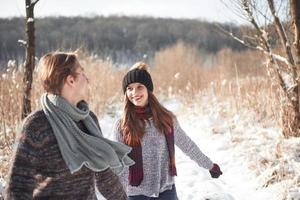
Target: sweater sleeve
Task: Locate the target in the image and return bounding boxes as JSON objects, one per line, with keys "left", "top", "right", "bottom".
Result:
{"left": 173, "top": 117, "right": 214, "bottom": 170}
{"left": 112, "top": 119, "right": 123, "bottom": 142}
{"left": 4, "top": 113, "right": 44, "bottom": 199}
{"left": 95, "top": 168, "right": 127, "bottom": 200}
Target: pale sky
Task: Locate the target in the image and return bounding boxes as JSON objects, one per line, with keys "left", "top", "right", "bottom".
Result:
{"left": 1, "top": 0, "right": 245, "bottom": 24}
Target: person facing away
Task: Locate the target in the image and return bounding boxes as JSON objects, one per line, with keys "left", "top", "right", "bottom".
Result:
{"left": 114, "top": 62, "right": 223, "bottom": 200}
{"left": 4, "top": 52, "right": 134, "bottom": 200}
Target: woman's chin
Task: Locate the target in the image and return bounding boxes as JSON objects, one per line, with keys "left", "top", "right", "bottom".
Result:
{"left": 133, "top": 102, "right": 145, "bottom": 107}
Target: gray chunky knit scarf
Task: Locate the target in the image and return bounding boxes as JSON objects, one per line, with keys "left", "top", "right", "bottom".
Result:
{"left": 41, "top": 93, "right": 134, "bottom": 174}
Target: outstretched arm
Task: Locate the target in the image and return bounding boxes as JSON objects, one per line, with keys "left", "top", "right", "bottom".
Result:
{"left": 174, "top": 117, "right": 214, "bottom": 169}
{"left": 174, "top": 118, "right": 222, "bottom": 178}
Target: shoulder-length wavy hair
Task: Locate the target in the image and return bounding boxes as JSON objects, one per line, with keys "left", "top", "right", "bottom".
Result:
{"left": 38, "top": 51, "right": 80, "bottom": 95}
{"left": 119, "top": 91, "right": 175, "bottom": 146}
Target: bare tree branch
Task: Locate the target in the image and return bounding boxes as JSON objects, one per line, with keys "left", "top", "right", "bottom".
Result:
{"left": 268, "top": 0, "right": 295, "bottom": 67}
{"left": 31, "top": 0, "right": 40, "bottom": 6}
{"left": 241, "top": 0, "right": 272, "bottom": 51}
{"left": 220, "top": 0, "right": 250, "bottom": 22}
{"left": 248, "top": 0, "right": 273, "bottom": 25}
{"left": 217, "top": 24, "right": 290, "bottom": 65}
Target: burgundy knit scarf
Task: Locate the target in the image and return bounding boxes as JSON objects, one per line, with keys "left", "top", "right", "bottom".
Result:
{"left": 128, "top": 106, "right": 177, "bottom": 186}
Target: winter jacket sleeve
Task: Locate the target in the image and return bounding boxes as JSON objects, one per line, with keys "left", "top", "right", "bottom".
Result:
{"left": 4, "top": 112, "right": 44, "bottom": 199}
{"left": 173, "top": 117, "right": 214, "bottom": 170}
{"left": 95, "top": 168, "right": 127, "bottom": 200}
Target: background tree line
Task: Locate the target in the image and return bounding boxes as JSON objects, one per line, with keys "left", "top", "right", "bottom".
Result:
{"left": 0, "top": 16, "right": 244, "bottom": 66}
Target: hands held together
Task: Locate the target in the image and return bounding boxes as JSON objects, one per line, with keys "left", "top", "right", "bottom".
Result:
{"left": 209, "top": 163, "right": 222, "bottom": 178}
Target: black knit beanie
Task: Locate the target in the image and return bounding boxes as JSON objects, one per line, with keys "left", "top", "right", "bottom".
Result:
{"left": 122, "top": 68, "right": 153, "bottom": 93}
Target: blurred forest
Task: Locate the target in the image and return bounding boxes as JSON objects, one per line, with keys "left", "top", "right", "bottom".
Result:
{"left": 0, "top": 16, "right": 244, "bottom": 66}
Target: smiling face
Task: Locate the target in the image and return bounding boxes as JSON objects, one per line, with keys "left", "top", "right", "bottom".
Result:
{"left": 126, "top": 82, "right": 149, "bottom": 107}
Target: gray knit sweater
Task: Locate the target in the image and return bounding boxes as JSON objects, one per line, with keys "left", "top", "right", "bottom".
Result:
{"left": 114, "top": 118, "right": 214, "bottom": 197}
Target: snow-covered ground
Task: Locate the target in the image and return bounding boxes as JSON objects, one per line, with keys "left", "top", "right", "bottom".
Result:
{"left": 96, "top": 96, "right": 300, "bottom": 200}
{"left": 1, "top": 95, "right": 299, "bottom": 199}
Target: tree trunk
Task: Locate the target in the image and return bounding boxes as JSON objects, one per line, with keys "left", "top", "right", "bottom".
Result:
{"left": 281, "top": 87, "right": 300, "bottom": 137}
{"left": 291, "top": 0, "right": 300, "bottom": 63}
{"left": 283, "top": 0, "right": 300, "bottom": 137}
{"left": 21, "top": 0, "right": 36, "bottom": 119}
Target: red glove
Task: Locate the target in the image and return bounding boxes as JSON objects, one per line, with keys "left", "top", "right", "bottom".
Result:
{"left": 209, "top": 163, "right": 222, "bottom": 178}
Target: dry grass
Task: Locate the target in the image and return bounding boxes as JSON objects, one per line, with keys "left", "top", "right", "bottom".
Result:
{"left": 152, "top": 41, "right": 208, "bottom": 96}
{"left": 152, "top": 42, "right": 280, "bottom": 125}
{"left": 77, "top": 52, "right": 126, "bottom": 115}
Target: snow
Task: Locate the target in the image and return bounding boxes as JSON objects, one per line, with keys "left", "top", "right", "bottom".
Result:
{"left": 30, "top": 0, "right": 39, "bottom": 4}
{"left": 27, "top": 18, "right": 34, "bottom": 23}
{"left": 17, "top": 39, "right": 27, "bottom": 46}
{"left": 96, "top": 96, "right": 300, "bottom": 200}
{"left": 281, "top": 71, "right": 297, "bottom": 92}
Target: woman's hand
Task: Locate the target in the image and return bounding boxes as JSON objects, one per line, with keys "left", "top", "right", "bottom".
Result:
{"left": 209, "top": 163, "right": 223, "bottom": 178}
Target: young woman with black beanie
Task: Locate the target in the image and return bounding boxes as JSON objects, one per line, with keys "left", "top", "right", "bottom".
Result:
{"left": 114, "top": 62, "right": 223, "bottom": 200}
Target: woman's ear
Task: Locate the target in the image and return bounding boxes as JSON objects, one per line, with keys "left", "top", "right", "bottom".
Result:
{"left": 65, "top": 74, "right": 75, "bottom": 86}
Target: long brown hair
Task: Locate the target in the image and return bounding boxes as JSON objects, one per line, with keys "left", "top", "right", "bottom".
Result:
{"left": 120, "top": 88, "right": 175, "bottom": 147}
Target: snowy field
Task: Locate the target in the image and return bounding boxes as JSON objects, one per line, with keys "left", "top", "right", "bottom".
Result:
{"left": 97, "top": 97, "right": 300, "bottom": 200}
